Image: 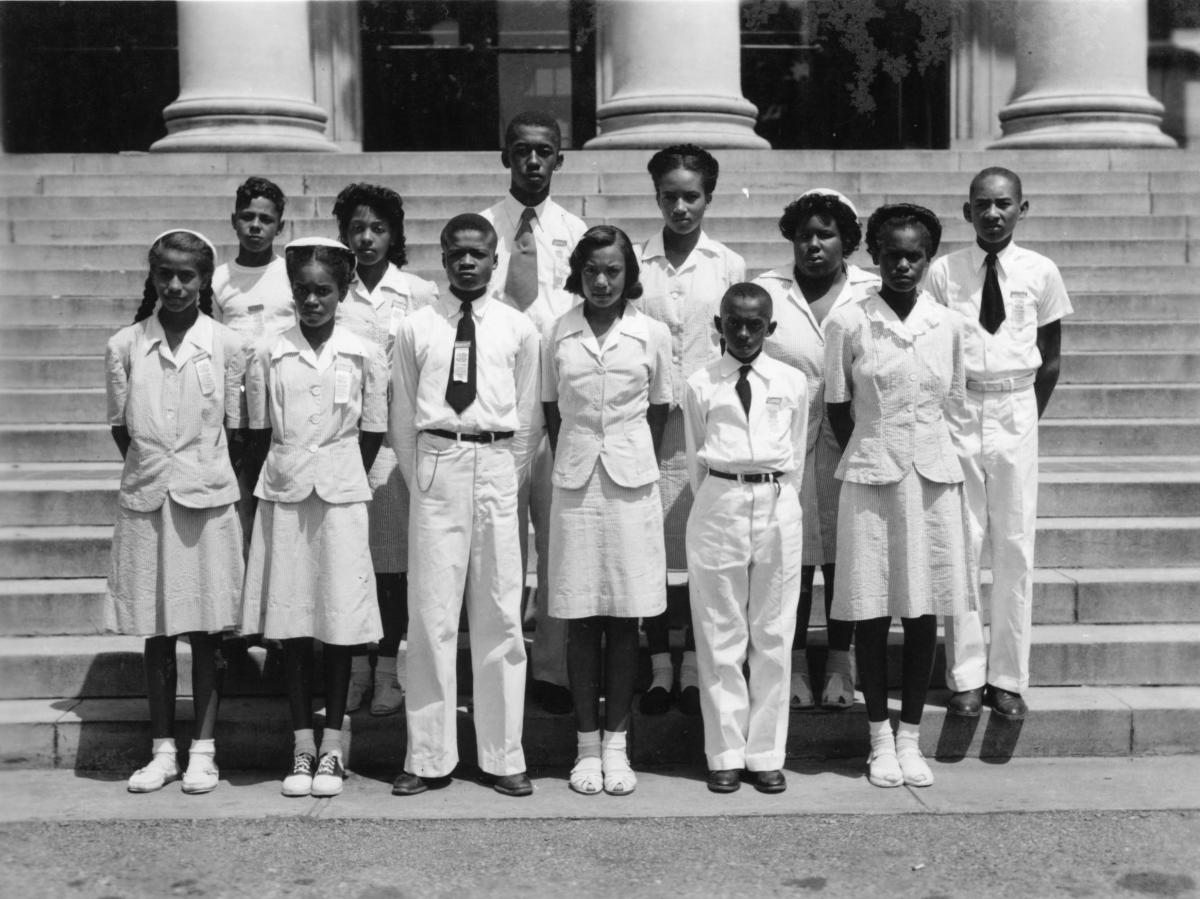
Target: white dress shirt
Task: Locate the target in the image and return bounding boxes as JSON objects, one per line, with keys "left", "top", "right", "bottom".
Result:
{"left": 212, "top": 256, "right": 296, "bottom": 339}
{"left": 336, "top": 262, "right": 439, "bottom": 354}
{"left": 925, "top": 241, "right": 1072, "bottom": 380}
{"left": 480, "top": 193, "right": 588, "bottom": 312}
{"left": 683, "top": 352, "right": 809, "bottom": 494}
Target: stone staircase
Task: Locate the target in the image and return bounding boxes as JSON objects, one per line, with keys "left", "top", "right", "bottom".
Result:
{"left": 1, "top": 149, "right": 1198, "bottom": 773}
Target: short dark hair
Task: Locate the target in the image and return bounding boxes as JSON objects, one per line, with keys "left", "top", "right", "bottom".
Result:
{"left": 970, "top": 166, "right": 1023, "bottom": 202}
{"left": 720, "top": 282, "right": 773, "bottom": 319}
{"left": 439, "top": 213, "right": 497, "bottom": 251}
{"left": 564, "top": 225, "right": 643, "bottom": 301}
{"left": 778, "top": 193, "right": 862, "bottom": 255}
{"left": 865, "top": 203, "right": 942, "bottom": 260}
{"left": 332, "top": 183, "right": 408, "bottom": 267}
{"left": 284, "top": 243, "right": 357, "bottom": 295}
{"left": 503, "top": 110, "right": 563, "bottom": 150}
{"left": 234, "top": 176, "right": 286, "bottom": 217}
{"left": 647, "top": 144, "right": 720, "bottom": 195}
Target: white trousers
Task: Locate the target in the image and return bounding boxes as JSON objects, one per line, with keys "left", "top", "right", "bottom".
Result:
{"left": 405, "top": 433, "right": 527, "bottom": 777}
{"left": 686, "top": 477, "right": 802, "bottom": 771}
{"left": 944, "top": 386, "right": 1039, "bottom": 694}
{"left": 519, "top": 435, "right": 569, "bottom": 686}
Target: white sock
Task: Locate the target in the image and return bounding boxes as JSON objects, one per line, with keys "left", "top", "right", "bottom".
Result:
{"left": 319, "top": 727, "right": 346, "bottom": 759}
{"left": 293, "top": 728, "right": 317, "bottom": 758}
{"left": 188, "top": 738, "right": 215, "bottom": 758}
{"left": 649, "top": 652, "right": 673, "bottom": 691}
{"left": 895, "top": 721, "right": 920, "bottom": 752}
{"left": 577, "top": 730, "right": 601, "bottom": 759}
{"left": 601, "top": 730, "right": 627, "bottom": 756}
{"left": 150, "top": 737, "right": 177, "bottom": 757}
{"left": 869, "top": 719, "right": 895, "bottom": 754}
{"left": 679, "top": 651, "right": 699, "bottom": 690}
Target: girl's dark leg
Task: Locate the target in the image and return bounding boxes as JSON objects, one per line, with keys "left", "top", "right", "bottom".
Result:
{"left": 899, "top": 615, "right": 939, "bottom": 726}
{"left": 144, "top": 635, "right": 178, "bottom": 739}
{"left": 642, "top": 610, "right": 670, "bottom": 657}
{"left": 602, "top": 618, "right": 640, "bottom": 734}
{"left": 824, "top": 564, "right": 855, "bottom": 652}
{"left": 376, "top": 572, "right": 406, "bottom": 657}
{"left": 322, "top": 643, "right": 352, "bottom": 732}
{"left": 854, "top": 617, "right": 892, "bottom": 722}
{"left": 567, "top": 617, "right": 603, "bottom": 734}
{"left": 794, "top": 566, "right": 816, "bottom": 649}
{"left": 282, "top": 637, "right": 315, "bottom": 731}
{"left": 187, "top": 632, "right": 226, "bottom": 741}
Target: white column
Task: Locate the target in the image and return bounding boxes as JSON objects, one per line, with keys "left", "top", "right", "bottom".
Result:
{"left": 151, "top": 0, "right": 337, "bottom": 152}
{"left": 585, "top": 0, "right": 768, "bottom": 149}
{"left": 991, "top": 0, "right": 1176, "bottom": 148}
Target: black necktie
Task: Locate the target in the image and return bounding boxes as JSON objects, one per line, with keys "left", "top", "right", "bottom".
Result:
{"left": 980, "top": 253, "right": 1006, "bottom": 335}
{"left": 736, "top": 364, "right": 752, "bottom": 418}
{"left": 445, "top": 300, "right": 477, "bottom": 414}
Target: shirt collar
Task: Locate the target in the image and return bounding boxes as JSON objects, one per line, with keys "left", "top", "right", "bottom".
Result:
{"left": 970, "top": 240, "right": 1019, "bottom": 270}
{"left": 142, "top": 312, "right": 214, "bottom": 362}
{"left": 863, "top": 289, "right": 942, "bottom": 339}
{"left": 556, "top": 301, "right": 650, "bottom": 345}
{"left": 350, "top": 262, "right": 407, "bottom": 307}
{"left": 271, "top": 324, "right": 367, "bottom": 365}
{"left": 639, "top": 229, "right": 721, "bottom": 264}
{"left": 718, "top": 351, "right": 765, "bottom": 380}
{"left": 439, "top": 287, "right": 498, "bottom": 319}
{"left": 501, "top": 193, "right": 551, "bottom": 230}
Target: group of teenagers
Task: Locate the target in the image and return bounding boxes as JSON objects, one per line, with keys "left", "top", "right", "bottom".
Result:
{"left": 105, "top": 110, "right": 1072, "bottom": 801}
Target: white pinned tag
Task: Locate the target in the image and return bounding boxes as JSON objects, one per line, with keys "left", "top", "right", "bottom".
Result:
{"left": 452, "top": 341, "right": 471, "bottom": 382}
{"left": 194, "top": 354, "right": 216, "bottom": 396}
{"left": 334, "top": 361, "right": 353, "bottom": 404}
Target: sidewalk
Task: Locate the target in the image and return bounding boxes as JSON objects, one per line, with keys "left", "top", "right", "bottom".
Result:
{"left": 4, "top": 756, "right": 1198, "bottom": 822}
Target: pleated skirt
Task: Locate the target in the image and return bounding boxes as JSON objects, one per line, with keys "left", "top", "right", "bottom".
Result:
{"left": 367, "top": 444, "right": 410, "bottom": 573}
{"left": 548, "top": 461, "right": 667, "bottom": 620}
{"left": 657, "top": 406, "right": 693, "bottom": 572}
{"left": 105, "top": 497, "right": 244, "bottom": 637}
{"left": 831, "top": 468, "right": 977, "bottom": 621}
{"left": 241, "top": 493, "right": 383, "bottom": 645}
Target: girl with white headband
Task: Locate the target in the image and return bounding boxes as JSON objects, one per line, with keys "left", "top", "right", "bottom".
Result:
{"left": 105, "top": 229, "right": 250, "bottom": 795}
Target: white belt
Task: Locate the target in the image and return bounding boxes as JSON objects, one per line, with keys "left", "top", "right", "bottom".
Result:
{"left": 966, "top": 373, "right": 1035, "bottom": 393}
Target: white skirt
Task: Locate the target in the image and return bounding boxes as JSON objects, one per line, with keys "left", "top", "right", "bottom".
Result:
{"left": 241, "top": 493, "right": 383, "bottom": 645}
{"left": 831, "top": 469, "right": 977, "bottom": 620}
{"left": 548, "top": 461, "right": 667, "bottom": 619}
{"left": 105, "top": 497, "right": 244, "bottom": 637}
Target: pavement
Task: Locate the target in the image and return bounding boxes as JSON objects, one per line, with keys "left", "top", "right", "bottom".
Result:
{"left": 3, "top": 755, "right": 1199, "bottom": 822}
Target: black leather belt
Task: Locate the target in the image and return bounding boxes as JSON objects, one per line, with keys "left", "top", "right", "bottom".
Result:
{"left": 709, "top": 469, "right": 783, "bottom": 484}
{"left": 423, "top": 428, "right": 514, "bottom": 444}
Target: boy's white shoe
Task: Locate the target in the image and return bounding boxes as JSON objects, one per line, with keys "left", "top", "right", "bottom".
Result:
{"left": 127, "top": 753, "right": 179, "bottom": 793}
{"left": 182, "top": 755, "right": 220, "bottom": 794}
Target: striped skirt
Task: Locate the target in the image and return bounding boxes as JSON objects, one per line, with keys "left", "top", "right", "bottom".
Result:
{"left": 831, "top": 468, "right": 977, "bottom": 621}
{"left": 801, "top": 415, "right": 843, "bottom": 566}
{"left": 657, "top": 406, "right": 692, "bottom": 572}
{"left": 368, "top": 444, "right": 409, "bottom": 573}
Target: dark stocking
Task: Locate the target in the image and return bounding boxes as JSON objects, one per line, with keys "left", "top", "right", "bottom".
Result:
{"left": 282, "top": 637, "right": 315, "bottom": 731}
{"left": 602, "top": 618, "right": 639, "bottom": 733}
{"left": 854, "top": 617, "right": 892, "bottom": 723}
{"left": 376, "top": 572, "right": 408, "bottom": 657}
{"left": 187, "top": 631, "right": 225, "bottom": 741}
{"left": 144, "top": 635, "right": 178, "bottom": 739}
{"left": 899, "top": 615, "right": 938, "bottom": 726}
{"left": 322, "top": 643, "right": 352, "bottom": 732}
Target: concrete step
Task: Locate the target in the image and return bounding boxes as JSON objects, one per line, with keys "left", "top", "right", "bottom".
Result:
{"left": 1047, "top": 384, "right": 1200, "bottom": 419}
{"left": 0, "top": 525, "right": 112, "bottom": 578}
{"left": 1040, "top": 419, "right": 1200, "bottom": 456}
{"left": 1070, "top": 293, "right": 1200, "bottom": 322}
{"left": 1036, "top": 517, "right": 1200, "bottom": 568}
{"left": 7, "top": 684, "right": 1199, "bottom": 770}
{"left": 0, "top": 465, "right": 120, "bottom": 525}
{"left": 12, "top": 215, "right": 1200, "bottom": 248}
{"left": 1063, "top": 321, "right": 1200, "bottom": 350}
{"left": 8, "top": 236, "right": 1190, "bottom": 271}
{"left": 0, "top": 425, "right": 115, "bottom": 463}
{"left": 3, "top": 565, "right": 1197, "bottom": 638}
{"left": 0, "top": 356, "right": 106, "bottom": 388}
{"left": 0, "top": 389, "right": 106, "bottom": 424}
{"left": 2, "top": 624, "right": 1197, "bottom": 706}
{"left": 1039, "top": 457, "right": 1200, "bottom": 516}
{"left": 1060, "top": 351, "right": 1200, "bottom": 384}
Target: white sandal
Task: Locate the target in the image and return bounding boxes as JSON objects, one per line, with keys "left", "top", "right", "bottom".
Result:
{"left": 897, "top": 744, "right": 934, "bottom": 787}
{"left": 867, "top": 749, "right": 903, "bottom": 788}
{"left": 790, "top": 671, "right": 815, "bottom": 710}
{"left": 602, "top": 750, "right": 637, "bottom": 796}
{"left": 569, "top": 756, "right": 603, "bottom": 795}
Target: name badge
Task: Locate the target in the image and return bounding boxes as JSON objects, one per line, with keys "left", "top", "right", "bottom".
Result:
{"left": 390, "top": 301, "right": 405, "bottom": 336}
{"left": 452, "top": 341, "right": 472, "bottom": 382}
{"left": 194, "top": 354, "right": 216, "bottom": 396}
{"left": 1010, "top": 291, "right": 1029, "bottom": 326}
{"left": 334, "top": 360, "right": 353, "bottom": 404}
{"left": 552, "top": 239, "right": 569, "bottom": 248}
{"left": 766, "top": 395, "right": 782, "bottom": 418}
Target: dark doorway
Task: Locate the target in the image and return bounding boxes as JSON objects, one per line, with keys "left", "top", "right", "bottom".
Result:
{"left": 1, "top": 1, "right": 178, "bottom": 153}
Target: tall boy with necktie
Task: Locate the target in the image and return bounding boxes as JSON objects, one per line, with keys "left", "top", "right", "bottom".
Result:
{"left": 389, "top": 214, "right": 541, "bottom": 797}
{"left": 926, "top": 167, "right": 1072, "bottom": 721}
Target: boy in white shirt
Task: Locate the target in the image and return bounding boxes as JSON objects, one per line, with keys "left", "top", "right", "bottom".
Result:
{"left": 480, "top": 110, "right": 588, "bottom": 714}
{"left": 683, "top": 283, "right": 808, "bottom": 794}
{"left": 926, "top": 167, "right": 1072, "bottom": 721}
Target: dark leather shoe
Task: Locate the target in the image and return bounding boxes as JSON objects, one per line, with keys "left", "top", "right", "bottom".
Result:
{"left": 532, "top": 680, "right": 573, "bottom": 715}
{"left": 985, "top": 685, "right": 1028, "bottom": 720}
{"left": 947, "top": 687, "right": 984, "bottom": 718}
{"left": 391, "top": 771, "right": 450, "bottom": 796}
{"left": 640, "top": 685, "right": 671, "bottom": 715}
{"left": 481, "top": 771, "right": 533, "bottom": 797}
{"left": 678, "top": 685, "right": 702, "bottom": 716}
{"left": 707, "top": 768, "right": 741, "bottom": 793}
{"left": 751, "top": 769, "right": 787, "bottom": 794}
